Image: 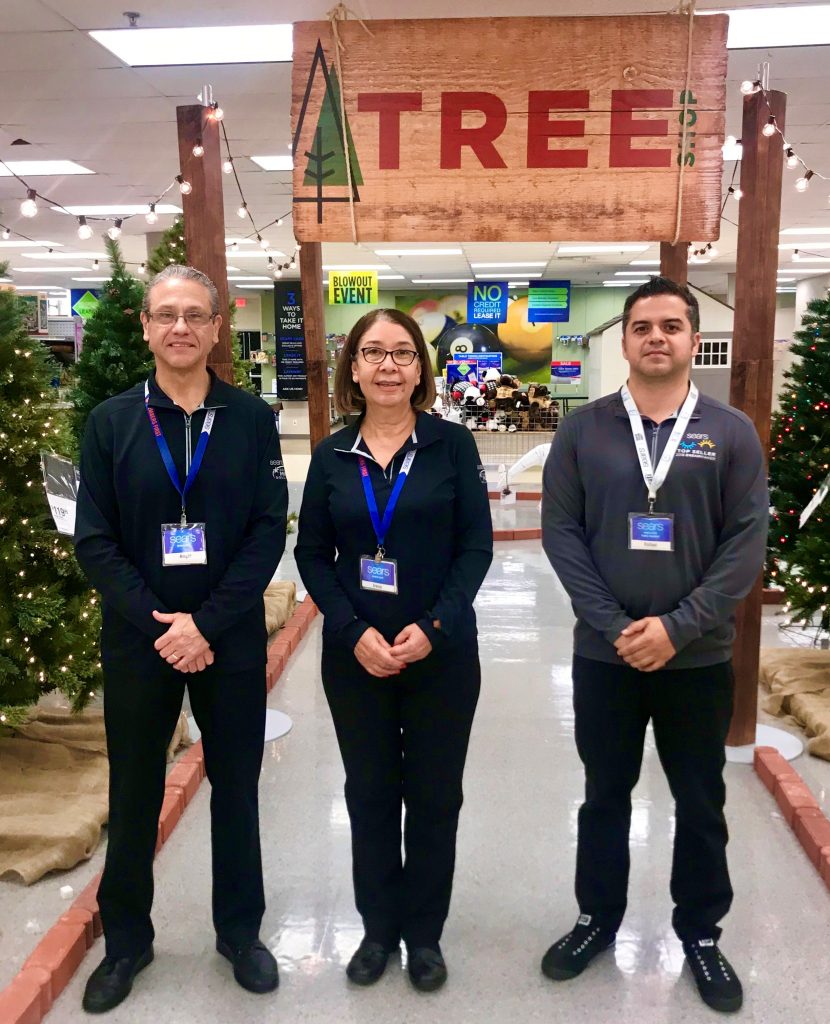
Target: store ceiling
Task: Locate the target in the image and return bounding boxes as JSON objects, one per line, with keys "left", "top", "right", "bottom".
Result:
{"left": 1, "top": 0, "right": 829, "bottom": 298}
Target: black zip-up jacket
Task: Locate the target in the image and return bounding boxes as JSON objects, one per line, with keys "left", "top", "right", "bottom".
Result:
{"left": 295, "top": 411, "right": 493, "bottom": 652}
{"left": 74, "top": 370, "right": 288, "bottom": 672}
{"left": 542, "top": 389, "right": 769, "bottom": 669}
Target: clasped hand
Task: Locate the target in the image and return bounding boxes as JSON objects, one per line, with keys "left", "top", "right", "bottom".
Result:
{"left": 152, "top": 610, "right": 214, "bottom": 673}
{"left": 354, "top": 623, "right": 432, "bottom": 678}
{"left": 614, "top": 616, "right": 676, "bottom": 672}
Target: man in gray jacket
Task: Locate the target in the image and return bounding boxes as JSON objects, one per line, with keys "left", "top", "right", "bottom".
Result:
{"left": 541, "top": 277, "right": 768, "bottom": 1014}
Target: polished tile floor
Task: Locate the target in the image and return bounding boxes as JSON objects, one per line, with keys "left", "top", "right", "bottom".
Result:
{"left": 20, "top": 530, "right": 828, "bottom": 1024}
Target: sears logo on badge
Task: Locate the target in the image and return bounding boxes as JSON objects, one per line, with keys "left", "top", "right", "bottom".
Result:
{"left": 478, "top": 464, "right": 487, "bottom": 484}
{"left": 271, "top": 459, "right": 287, "bottom": 480}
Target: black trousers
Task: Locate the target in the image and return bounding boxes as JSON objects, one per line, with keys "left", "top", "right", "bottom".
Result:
{"left": 99, "top": 657, "right": 266, "bottom": 958}
{"left": 322, "top": 644, "right": 480, "bottom": 950}
{"left": 572, "top": 655, "right": 734, "bottom": 942}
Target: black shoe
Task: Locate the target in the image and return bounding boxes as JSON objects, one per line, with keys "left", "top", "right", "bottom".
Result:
{"left": 82, "top": 946, "right": 153, "bottom": 1014}
{"left": 541, "top": 914, "right": 616, "bottom": 981}
{"left": 407, "top": 945, "right": 447, "bottom": 992}
{"left": 683, "top": 939, "right": 743, "bottom": 1013}
{"left": 346, "top": 938, "right": 392, "bottom": 985}
{"left": 216, "top": 937, "right": 279, "bottom": 994}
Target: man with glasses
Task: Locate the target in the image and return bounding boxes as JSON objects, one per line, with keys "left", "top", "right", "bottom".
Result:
{"left": 75, "top": 265, "right": 288, "bottom": 1013}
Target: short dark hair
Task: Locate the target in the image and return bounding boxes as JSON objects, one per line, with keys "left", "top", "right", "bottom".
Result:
{"left": 333, "top": 308, "right": 437, "bottom": 414}
{"left": 622, "top": 276, "right": 700, "bottom": 334}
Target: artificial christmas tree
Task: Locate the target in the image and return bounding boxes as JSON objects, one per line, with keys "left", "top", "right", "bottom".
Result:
{"left": 145, "top": 214, "right": 188, "bottom": 274}
{"left": 0, "top": 271, "right": 102, "bottom": 727}
{"left": 768, "top": 293, "right": 830, "bottom": 633}
{"left": 70, "top": 236, "right": 151, "bottom": 445}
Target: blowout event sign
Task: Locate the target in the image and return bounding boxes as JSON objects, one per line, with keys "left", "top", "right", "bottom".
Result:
{"left": 329, "top": 270, "right": 379, "bottom": 304}
{"left": 292, "top": 15, "right": 728, "bottom": 242}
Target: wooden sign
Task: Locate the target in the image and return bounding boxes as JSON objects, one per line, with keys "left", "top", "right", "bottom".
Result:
{"left": 292, "top": 15, "right": 728, "bottom": 243}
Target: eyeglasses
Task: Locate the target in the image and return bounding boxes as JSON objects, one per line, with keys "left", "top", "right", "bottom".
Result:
{"left": 357, "top": 346, "right": 419, "bottom": 366}
{"left": 147, "top": 310, "right": 215, "bottom": 327}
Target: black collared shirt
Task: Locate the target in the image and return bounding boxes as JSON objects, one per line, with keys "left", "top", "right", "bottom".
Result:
{"left": 295, "top": 411, "right": 493, "bottom": 650}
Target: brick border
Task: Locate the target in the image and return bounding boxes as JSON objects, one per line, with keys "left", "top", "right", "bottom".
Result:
{"left": 487, "top": 490, "right": 540, "bottom": 501}
{"left": 754, "top": 746, "right": 830, "bottom": 890}
{"left": 0, "top": 597, "right": 318, "bottom": 1024}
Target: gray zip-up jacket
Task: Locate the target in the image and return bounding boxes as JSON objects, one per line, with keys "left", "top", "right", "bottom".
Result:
{"left": 542, "top": 388, "right": 769, "bottom": 669}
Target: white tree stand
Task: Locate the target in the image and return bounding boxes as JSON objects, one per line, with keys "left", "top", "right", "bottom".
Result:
{"left": 725, "top": 723, "right": 803, "bottom": 764}
{"left": 187, "top": 708, "right": 292, "bottom": 745}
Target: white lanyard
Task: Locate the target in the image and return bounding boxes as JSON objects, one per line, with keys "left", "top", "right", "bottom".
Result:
{"left": 620, "top": 382, "right": 698, "bottom": 511}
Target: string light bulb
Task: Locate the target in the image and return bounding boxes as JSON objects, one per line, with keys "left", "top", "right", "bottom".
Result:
{"left": 740, "top": 80, "right": 760, "bottom": 95}
{"left": 20, "top": 189, "right": 38, "bottom": 218}
{"left": 274, "top": 267, "right": 283, "bottom": 279}
{"left": 259, "top": 236, "right": 269, "bottom": 250}
{"left": 277, "top": 217, "right": 284, "bottom": 227}
{"left": 138, "top": 262, "right": 146, "bottom": 275}
{"left": 145, "top": 203, "right": 158, "bottom": 225}
{"left": 222, "top": 159, "right": 233, "bottom": 174}
{"left": 107, "top": 219, "right": 123, "bottom": 241}
{"left": 1, "top": 227, "right": 9, "bottom": 240}
{"left": 795, "top": 170, "right": 814, "bottom": 192}
{"left": 92, "top": 259, "right": 99, "bottom": 270}
{"left": 192, "top": 140, "right": 204, "bottom": 157}
{"left": 176, "top": 175, "right": 192, "bottom": 195}
{"left": 211, "top": 103, "right": 224, "bottom": 121}
{"left": 785, "top": 147, "right": 799, "bottom": 170}
{"left": 237, "top": 203, "right": 247, "bottom": 219}
{"left": 762, "top": 117, "right": 777, "bottom": 138}
{"left": 77, "top": 216, "right": 93, "bottom": 240}
{"left": 728, "top": 185, "right": 743, "bottom": 201}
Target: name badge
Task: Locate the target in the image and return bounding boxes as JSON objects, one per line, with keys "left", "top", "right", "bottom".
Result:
{"left": 359, "top": 555, "right": 398, "bottom": 594}
{"left": 161, "top": 523, "right": 207, "bottom": 566}
{"left": 628, "top": 512, "right": 675, "bottom": 552}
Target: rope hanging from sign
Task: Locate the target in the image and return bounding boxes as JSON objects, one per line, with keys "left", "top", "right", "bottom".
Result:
{"left": 327, "top": 3, "right": 373, "bottom": 244}
{"left": 672, "top": 0, "right": 696, "bottom": 246}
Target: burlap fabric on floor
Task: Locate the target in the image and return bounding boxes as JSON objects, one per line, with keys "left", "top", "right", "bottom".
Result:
{"left": 0, "top": 709, "right": 189, "bottom": 885}
{"left": 264, "top": 580, "right": 296, "bottom": 636}
{"left": 760, "top": 647, "right": 830, "bottom": 761}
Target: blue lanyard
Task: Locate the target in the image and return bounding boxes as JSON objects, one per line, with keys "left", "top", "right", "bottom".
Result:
{"left": 357, "top": 449, "right": 416, "bottom": 559}
{"left": 144, "top": 381, "right": 216, "bottom": 524}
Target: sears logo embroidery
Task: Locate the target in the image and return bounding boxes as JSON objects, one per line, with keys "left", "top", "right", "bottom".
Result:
{"left": 478, "top": 464, "right": 487, "bottom": 484}
{"left": 677, "top": 433, "right": 718, "bottom": 460}
{"left": 271, "top": 459, "right": 287, "bottom": 480}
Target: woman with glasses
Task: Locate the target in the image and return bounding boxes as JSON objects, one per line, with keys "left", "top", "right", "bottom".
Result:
{"left": 296, "top": 308, "right": 492, "bottom": 992}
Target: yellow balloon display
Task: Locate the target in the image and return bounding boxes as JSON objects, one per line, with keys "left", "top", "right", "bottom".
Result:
{"left": 497, "top": 297, "right": 555, "bottom": 367}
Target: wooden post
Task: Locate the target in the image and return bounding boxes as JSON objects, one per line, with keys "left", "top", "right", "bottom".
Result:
{"left": 299, "top": 241, "right": 330, "bottom": 449}
{"left": 176, "top": 104, "right": 233, "bottom": 383}
{"left": 660, "top": 242, "right": 689, "bottom": 286}
{"left": 727, "top": 89, "right": 787, "bottom": 747}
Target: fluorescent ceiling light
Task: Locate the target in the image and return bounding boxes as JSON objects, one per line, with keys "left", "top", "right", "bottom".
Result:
{"left": 415, "top": 278, "right": 473, "bottom": 284}
{"left": 88, "top": 24, "right": 293, "bottom": 66}
{"left": 469, "top": 262, "right": 548, "bottom": 269}
{"left": 250, "top": 155, "right": 293, "bottom": 171}
{"left": 16, "top": 285, "right": 67, "bottom": 291}
{"left": 777, "top": 287, "right": 797, "bottom": 293}
{"left": 787, "top": 258, "right": 830, "bottom": 264}
{"left": 227, "top": 276, "right": 271, "bottom": 281}
{"left": 0, "top": 160, "right": 94, "bottom": 176}
{"left": 713, "top": 5, "right": 830, "bottom": 49}
{"left": 22, "top": 251, "right": 108, "bottom": 260}
{"left": 226, "top": 266, "right": 241, "bottom": 272}
{"left": 13, "top": 266, "right": 89, "bottom": 272}
{"left": 225, "top": 237, "right": 259, "bottom": 245}
{"left": 475, "top": 272, "right": 544, "bottom": 279}
{"left": 603, "top": 280, "right": 647, "bottom": 286}
{"left": 0, "top": 277, "right": 11, "bottom": 283}
{"left": 508, "top": 281, "right": 530, "bottom": 288}
{"left": 559, "top": 244, "right": 649, "bottom": 254}
{"left": 236, "top": 284, "right": 275, "bottom": 289}
{"left": 781, "top": 227, "right": 830, "bottom": 235}
{"left": 616, "top": 270, "right": 660, "bottom": 276}
{"left": 0, "top": 240, "right": 63, "bottom": 248}
{"left": 322, "top": 264, "right": 390, "bottom": 270}
{"left": 228, "top": 251, "right": 288, "bottom": 260}
{"left": 778, "top": 242, "right": 830, "bottom": 250}
{"left": 374, "top": 249, "right": 464, "bottom": 256}
{"left": 777, "top": 277, "right": 795, "bottom": 282}
{"left": 377, "top": 275, "right": 406, "bottom": 280}
{"left": 629, "top": 260, "right": 661, "bottom": 266}
{"left": 71, "top": 278, "right": 109, "bottom": 283}
{"left": 54, "top": 204, "right": 181, "bottom": 216}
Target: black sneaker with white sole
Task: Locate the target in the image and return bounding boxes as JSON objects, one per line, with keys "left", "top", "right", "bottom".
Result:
{"left": 683, "top": 938, "right": 743, "bottom": 1013}
{"left": 541, "top": 914, "right": 616, "bottom": 981}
